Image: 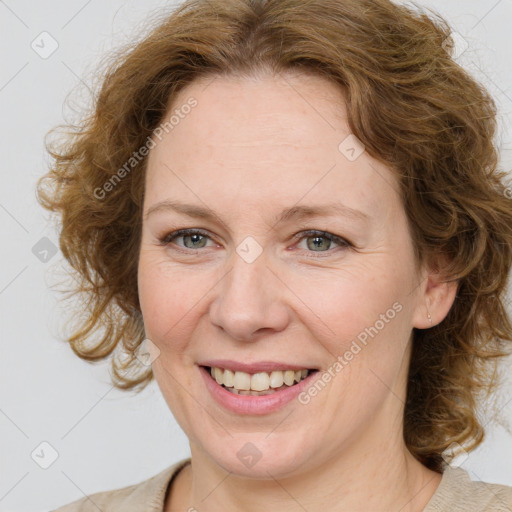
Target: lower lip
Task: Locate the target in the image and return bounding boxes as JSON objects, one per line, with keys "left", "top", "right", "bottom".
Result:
{"left": 199, "top": 366, "right": 318, "bottom": 415}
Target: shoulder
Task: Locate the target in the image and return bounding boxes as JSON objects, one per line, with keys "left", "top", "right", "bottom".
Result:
{"left": 51, "top": 458, "right": 191, "bottom": 512}
{"left": 424, "top": 466, "right": 512, "bottom": 512}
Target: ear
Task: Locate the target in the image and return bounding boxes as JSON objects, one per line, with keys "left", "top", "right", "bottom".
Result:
{"left": 412, "top": 256, "right": 459, "bottom": 329}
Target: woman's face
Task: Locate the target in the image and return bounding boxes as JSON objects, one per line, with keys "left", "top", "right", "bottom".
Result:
{"left": 138, "top": 71, "right": 429, "bottom": 478}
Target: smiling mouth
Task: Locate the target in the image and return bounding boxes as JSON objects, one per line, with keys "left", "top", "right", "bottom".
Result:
{"left": 203, "top": 365, "right": 319, "bottom": 396}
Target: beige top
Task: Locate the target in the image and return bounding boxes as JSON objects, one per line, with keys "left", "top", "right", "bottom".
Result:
{"left": 52, "top": 458, "right": 512, "bottom": 511}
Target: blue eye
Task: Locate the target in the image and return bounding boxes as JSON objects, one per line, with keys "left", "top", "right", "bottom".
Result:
{"left": 159, "top": 228, "right": 352, "bottom": 256}
{"left": 160, "top": 229, "right": 214, "bottom": 250}
{"left": 295, "top": 230, "right": 351, "bottom": 254}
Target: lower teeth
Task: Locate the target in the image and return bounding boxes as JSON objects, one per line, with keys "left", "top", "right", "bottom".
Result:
{"left": 223, "top": 383, "right": 295, "bottom": 396}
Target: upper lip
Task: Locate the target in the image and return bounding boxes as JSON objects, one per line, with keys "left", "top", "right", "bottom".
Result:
{"left": 199, "top": 359, "right": 318, "bottom": 373}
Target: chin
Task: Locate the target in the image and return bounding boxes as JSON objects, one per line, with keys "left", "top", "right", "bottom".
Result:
{"left": 197, "top": 433, "right": 318, "bottom": 480}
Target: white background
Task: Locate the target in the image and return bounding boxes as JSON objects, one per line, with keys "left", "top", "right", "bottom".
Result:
{"left": 0, "top": 1, "right": 511, "bottom": 511}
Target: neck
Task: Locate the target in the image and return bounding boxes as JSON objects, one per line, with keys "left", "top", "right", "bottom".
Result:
{"left": 168, "top": 431, "right": 442, "bottom": 512}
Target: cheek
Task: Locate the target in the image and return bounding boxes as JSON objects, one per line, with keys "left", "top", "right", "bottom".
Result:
{"left": 290, "top": 259, "right": 407, "bottom": 336}
{"left": 137, "top": 254, "right": 202, "bottom": 351}
{"left": 291, "top": 259, "right": 413, "bottom": 392}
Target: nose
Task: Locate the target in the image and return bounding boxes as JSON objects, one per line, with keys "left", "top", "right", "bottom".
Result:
{"left": 208, "top": 248, "right": 290, "bottom": 342}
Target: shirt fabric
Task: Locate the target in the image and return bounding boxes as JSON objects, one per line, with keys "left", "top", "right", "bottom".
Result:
{"left": 52, "top": 458, "right": 512, "bottom": 511}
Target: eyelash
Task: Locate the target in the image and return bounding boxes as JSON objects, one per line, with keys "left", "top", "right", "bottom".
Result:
{"left": 158, "top": 228, "right": 352, "bottom": 258}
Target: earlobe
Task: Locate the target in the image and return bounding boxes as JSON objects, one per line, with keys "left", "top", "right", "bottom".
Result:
{"left": 426, "top": 297, "right": 432, "bottom": 325}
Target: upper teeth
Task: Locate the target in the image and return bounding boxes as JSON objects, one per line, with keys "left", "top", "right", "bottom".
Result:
{"left": 210, "top": 367, "right": 309, "bottom": 391}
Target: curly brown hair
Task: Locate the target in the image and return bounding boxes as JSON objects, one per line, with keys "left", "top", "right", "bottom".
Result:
{"left": 36, "top": 0, "right": 512, "bottom": 473}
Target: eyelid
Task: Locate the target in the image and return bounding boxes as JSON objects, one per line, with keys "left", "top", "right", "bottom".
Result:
{"left": 292, "top": 229, "right": 350, "bottom": 247}
{"left": 159, "top": 228, "right": 213, "bottom": 246}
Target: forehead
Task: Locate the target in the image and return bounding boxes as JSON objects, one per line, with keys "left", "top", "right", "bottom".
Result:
{"left": 144, "top": 72, "right": 398, "bottom": 221}
{"left": 163, "top": 71, "right": 349, "bottom": 153}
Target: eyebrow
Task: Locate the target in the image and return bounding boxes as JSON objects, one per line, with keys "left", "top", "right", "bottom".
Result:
{"left": 144, "top": 200, "right": 370, "bottom": 226}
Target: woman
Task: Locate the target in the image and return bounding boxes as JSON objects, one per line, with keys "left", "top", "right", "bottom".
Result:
{"left": 38, "top": 0, "right": 512, "bottom": 510}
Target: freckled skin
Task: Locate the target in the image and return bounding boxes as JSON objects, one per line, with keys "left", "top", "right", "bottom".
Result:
{"left": 138, "top": 72, "right": 456, "bottom": 512}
